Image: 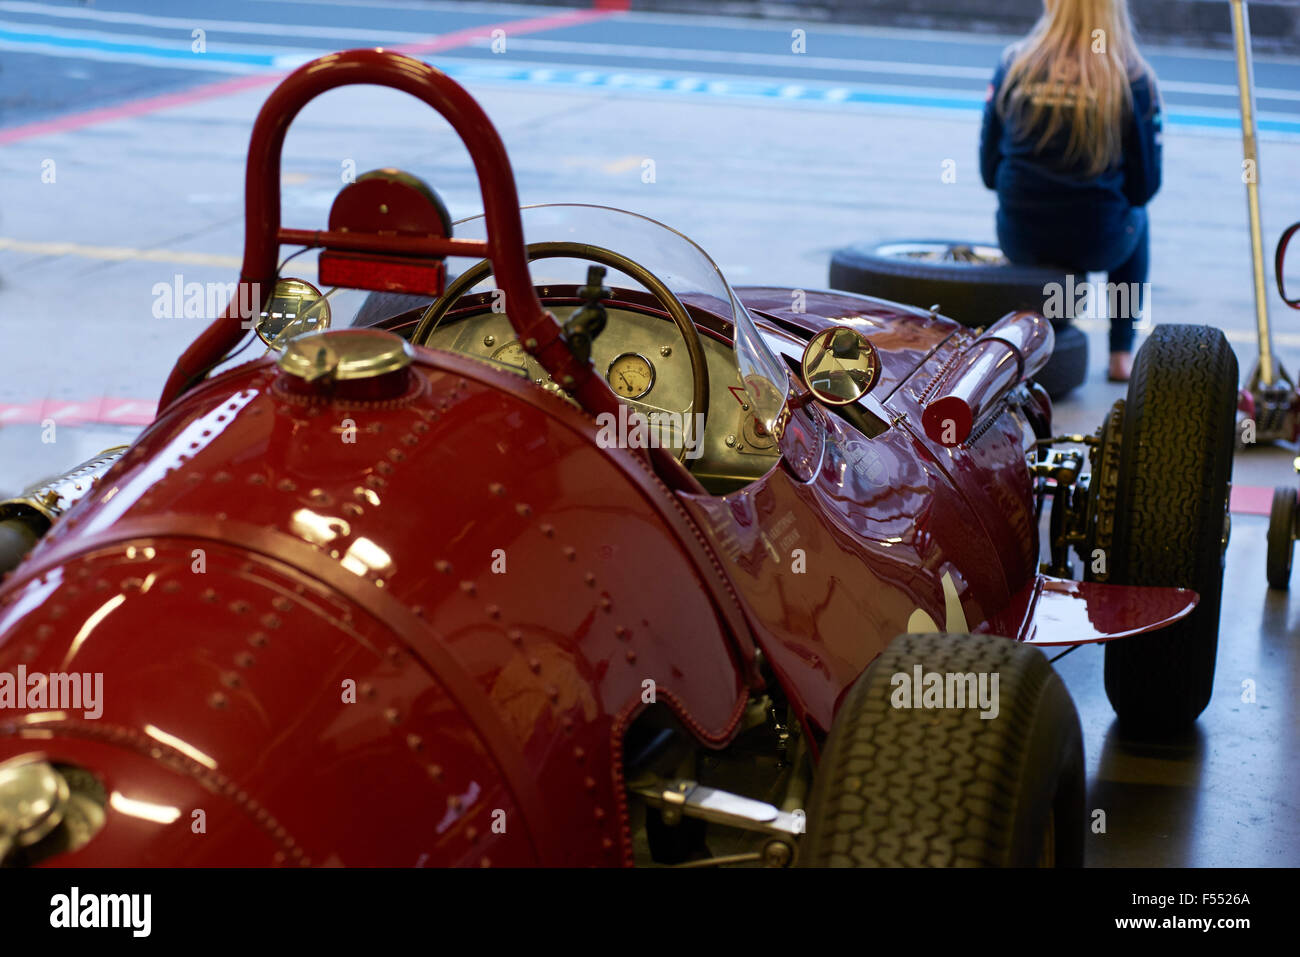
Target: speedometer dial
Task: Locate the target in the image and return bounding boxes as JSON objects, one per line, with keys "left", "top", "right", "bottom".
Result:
{"left": 491, "top": 340, "right": 530, "bottom": 372}
{"left": 607, "top": 353, "right": 655, "bottom": 399}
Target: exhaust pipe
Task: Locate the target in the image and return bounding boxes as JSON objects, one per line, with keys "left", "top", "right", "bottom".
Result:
{"left": 921, "top": 311, "right": 1053, "bottom": 447}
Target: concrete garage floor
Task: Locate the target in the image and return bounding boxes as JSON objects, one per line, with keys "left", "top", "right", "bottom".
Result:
{"left": 1055, "top": 513, "right": 1300, "bottom": 866}
{"left": 0, "top": 0, "right": 1298, "bottom": 866}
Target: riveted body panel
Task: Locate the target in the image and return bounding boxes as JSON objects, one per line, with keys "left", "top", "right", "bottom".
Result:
{"left": 0, "top": 350, "right": 750, "bottom": 866}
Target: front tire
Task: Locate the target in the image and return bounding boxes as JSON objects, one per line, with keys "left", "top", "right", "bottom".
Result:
{"left": 802, "top": 632, "right": 1084, "bottom": 867}
{"left": 1103, "top": 324, "right": 1237, "bottom": 735}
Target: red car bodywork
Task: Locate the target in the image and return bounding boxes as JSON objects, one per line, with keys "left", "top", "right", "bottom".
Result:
{"left": 0, "top": 51, "right": 1194, "bottom": 866}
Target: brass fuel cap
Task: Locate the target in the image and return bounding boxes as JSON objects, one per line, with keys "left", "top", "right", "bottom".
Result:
{"left": 0, "top": 756, "right": 69, "bottom": 853}
{"left": 277, "top": 328, "right": 413, "bottom": 385}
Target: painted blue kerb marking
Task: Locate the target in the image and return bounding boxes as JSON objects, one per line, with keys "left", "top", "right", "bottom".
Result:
{"left": 430, "top": 60, "right": 1300, "bottom": 135}
{"left": 2, "top": 26, "right": 1298, "bottom": 137}
{"left": 0, "top": 28, "right": 278, "bottom": 66}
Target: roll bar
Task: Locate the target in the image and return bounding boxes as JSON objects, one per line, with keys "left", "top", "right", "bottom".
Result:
{"left": 158, "top": 49, "right": 618, "bottom": 419}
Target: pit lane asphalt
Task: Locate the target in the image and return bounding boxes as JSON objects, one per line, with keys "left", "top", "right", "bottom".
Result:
{"left": 0, "top": 0, "right": 1297, "bottom": 867}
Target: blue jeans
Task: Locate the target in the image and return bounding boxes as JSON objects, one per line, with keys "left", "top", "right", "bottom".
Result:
{"left": 997, "top": 206, "right": 1148, "bottom": 353}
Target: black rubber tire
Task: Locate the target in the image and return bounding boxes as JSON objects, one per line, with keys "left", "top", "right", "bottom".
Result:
{"left": 1267, "top": 486, "right": 1296, "bottom": 590}
{"left": 351, "top": 291, "right": 434, "bottom": 329}
{"left": 801, "top": 632, "right": 1085, "bottom": 867}
{"left": 828, "top": 239, "right": 1073, "bottom": 330}
{"left": 1103, "top": 324, "right": 1237, "bottom": 735}
{"left": 1035, "top": 322, "right": 1088, "bottom": 400}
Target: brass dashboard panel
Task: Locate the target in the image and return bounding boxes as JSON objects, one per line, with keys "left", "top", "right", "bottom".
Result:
{"left": 419, "top": 305, "right": 780, "bottom": 487}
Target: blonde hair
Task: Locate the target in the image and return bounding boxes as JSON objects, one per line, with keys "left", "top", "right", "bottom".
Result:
{"left": 997, "top": 0, "right": 1155, "bottom": 177}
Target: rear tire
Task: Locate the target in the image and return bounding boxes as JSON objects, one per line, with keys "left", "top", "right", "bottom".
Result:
{"left": 1267, "top": 486, "right": 1296, "bottom": 590}
{"left": 1103, "top": 324, "right": 1237, "bottom": 735}
{"left": 351, "top": 291, "right": 434, "bottom": 329}
{"left": 802, "top": 632, "right": 1084, "bottom": 867}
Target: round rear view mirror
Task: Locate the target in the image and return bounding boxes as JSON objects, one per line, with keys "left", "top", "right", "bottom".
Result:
{"left": 800, "top": 326, "right": 880, "bottom": 405}
{"left": 256, "top": 278, "right": 332, "bottom": 350}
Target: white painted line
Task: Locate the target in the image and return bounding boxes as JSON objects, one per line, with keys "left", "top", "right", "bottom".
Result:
{"left": 0, "top": 238, "right": 244, "bottom": 269}
{"left": 478, "top": 36, "right": 995, "bottom": 80}
{"left": 247, "top": 0, "right": 1300, "bottom": 64}
{"left": 1163, "top": 78, "right": 1300, "bottom": 102}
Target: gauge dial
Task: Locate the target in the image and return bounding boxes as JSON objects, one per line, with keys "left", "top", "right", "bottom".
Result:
{"left": 607, "top": 353, "right": 655, "bottom": 399}
{"left": 491, "top": 340, "right": 531, "bottom": 373}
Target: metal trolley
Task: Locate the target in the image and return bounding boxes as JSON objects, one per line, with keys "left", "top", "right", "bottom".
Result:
{"left": 1226, "top": 1, "right": 1300, "bottom": 587}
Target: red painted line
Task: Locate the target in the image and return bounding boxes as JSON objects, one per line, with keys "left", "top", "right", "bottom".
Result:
{"left": 393, "top": 8, "right": 616, "bottom": 57}
{"left": 1231, "top": 484, "right": 1283, "bottom": 516}
{"left": 0, "top": 8, "right": 620, "bottom": 146}
{"left": 0, "top": 74, "right": 274, "bottom": 145}
{"left": 0, "top": 399, "right": 156, "bottom": 426}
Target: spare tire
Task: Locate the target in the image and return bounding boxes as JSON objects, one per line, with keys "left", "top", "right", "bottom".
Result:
{"left": 830, "top": 239, "right": 1073, "bottom": 330}
{"left": 829, "top": 240, "right": 1087, "bottom": 398}
{"left": 351, "top": 291, "right": 435, "bottom": 329}
{"left": 1034, "top": 323, "right": 1088, "bottom": 400}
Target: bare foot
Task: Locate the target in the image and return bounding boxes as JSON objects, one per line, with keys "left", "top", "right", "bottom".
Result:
{"left": 1108, "top": 351, "right": 1133, "bottom": 382}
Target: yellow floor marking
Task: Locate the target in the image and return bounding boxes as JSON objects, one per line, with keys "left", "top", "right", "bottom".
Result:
{"left": 602, "top": 155, "right": 643, "bottom": 173}
{"left": 1, "top": 236, "right": 1296, "bottom": 346}
{"left": 0, "top": 237, "right": 316, "bottom": 273}
{"left": 560, "top": 155, "right": 641, "bottom": 172}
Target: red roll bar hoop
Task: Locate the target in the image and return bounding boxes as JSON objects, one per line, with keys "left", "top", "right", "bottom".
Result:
{"left": 159, "top": 49, "right": 617, "bottom": 419}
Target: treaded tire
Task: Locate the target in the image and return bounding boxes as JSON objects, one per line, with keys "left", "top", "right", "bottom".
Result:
{"left": 1035, "top": 322, "right": 1088, "bottom": 400}
{"left": 1103, "top": 324, "right": 1237, "bottom": 735}
{"left": 829, "top": 239, "right": 1086, "bottom": 397}
{"left": 1267, "top": 486, "right": 1296, "bottom": 590}
{"left": 828, "top": 239, "right": 1072, "bottom": 330}
{"left": 801, "top": 632, "right": 1084, "bottom": 867}
{"left": 351, "top": 291, "right": 434, "bottom": 329}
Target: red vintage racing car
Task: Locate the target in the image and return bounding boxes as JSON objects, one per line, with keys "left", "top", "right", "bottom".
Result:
{"left": 0, "top": 50, "right": 1237, "bottom": 868}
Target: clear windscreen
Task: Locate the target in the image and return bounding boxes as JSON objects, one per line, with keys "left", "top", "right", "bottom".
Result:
{"left": 446, "top": 204, "right": 791, "bottom": 433}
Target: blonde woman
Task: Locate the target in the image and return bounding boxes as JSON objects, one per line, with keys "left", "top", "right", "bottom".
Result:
{"left": 980, "top": 0, "right": 1162, "bottom": 382}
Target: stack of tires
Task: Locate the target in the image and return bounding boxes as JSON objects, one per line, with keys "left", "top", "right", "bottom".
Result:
{"left": 829, "top": 240, "right": 1088, "bottom": 399}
